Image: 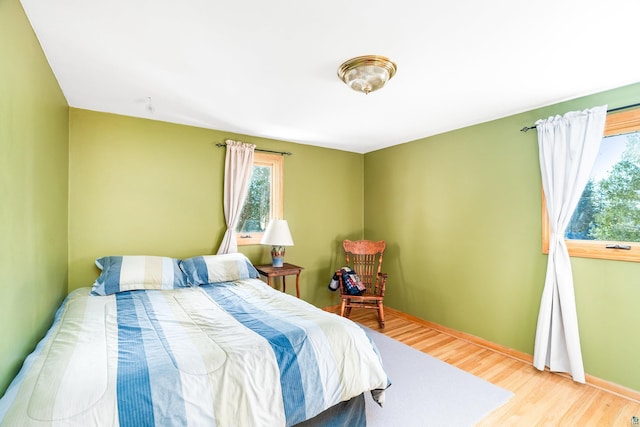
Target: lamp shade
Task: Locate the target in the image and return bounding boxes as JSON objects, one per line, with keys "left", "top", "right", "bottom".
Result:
{"left": 260, "top": 219, "right": 294, "bottom": 246}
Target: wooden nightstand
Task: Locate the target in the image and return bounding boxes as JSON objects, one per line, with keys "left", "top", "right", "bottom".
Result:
{"left": 254, "top": 263, "right": 303, "bottom": 298}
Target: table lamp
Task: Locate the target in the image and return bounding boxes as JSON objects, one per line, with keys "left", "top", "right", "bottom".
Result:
{"left": 260, "top": 219, "right": 294, "bottom": 267}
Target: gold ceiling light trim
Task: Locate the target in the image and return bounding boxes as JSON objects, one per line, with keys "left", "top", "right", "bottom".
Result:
{"left": 338, "top": 55, "right": 397, "bottom": 95}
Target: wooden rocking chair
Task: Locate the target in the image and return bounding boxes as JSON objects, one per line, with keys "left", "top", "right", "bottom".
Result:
{"left": 336, "top": 239, "right": 388, "bottom": 329}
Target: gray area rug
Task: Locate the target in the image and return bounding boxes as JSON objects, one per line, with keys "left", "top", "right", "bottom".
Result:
{"left": 363, "top": 326, "right": 513, "bottom": 427}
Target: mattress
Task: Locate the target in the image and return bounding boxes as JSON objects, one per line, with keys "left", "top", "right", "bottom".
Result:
{"left": 0, "top": 279, "right": 388, "bottom": 426}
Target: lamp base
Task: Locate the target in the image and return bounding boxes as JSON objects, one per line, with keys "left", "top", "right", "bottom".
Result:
{"left": 271, "top": 246, "right": 285, "bottom": 267}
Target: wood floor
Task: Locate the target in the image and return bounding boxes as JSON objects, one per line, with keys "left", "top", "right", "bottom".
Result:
{"left": 344, "top": 307, "right": 640, "bottom": 426}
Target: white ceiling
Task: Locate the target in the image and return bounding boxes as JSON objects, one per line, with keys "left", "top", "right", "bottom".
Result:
{"left": 20, "top": 0, "right": 640, "bottom": 153}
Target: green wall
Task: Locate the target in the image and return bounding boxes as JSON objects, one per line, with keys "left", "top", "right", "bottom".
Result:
{"left": 68, "top": 109, "right": 363, "bottom": 306}
{"left": 0, "top": 0, "right": 69, "bottom": 395}
{"left": 365, "top": 82, "right": 640, "bottom": 391}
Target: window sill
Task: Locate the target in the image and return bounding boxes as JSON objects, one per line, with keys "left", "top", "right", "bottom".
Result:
{"left": 543, "top": 239, "right": 640, "bottom": 262}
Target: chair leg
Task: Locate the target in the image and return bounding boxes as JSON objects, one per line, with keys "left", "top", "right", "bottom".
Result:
{"left": 377, "top": 302, "right": 385, "bottom": 329}
{"left": 340, "top": 299, "right": 347, "bottom": 318}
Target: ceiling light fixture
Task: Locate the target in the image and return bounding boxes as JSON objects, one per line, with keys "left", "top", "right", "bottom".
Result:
{"left": 338, "top": 55, "right": 397, "bottom": 95}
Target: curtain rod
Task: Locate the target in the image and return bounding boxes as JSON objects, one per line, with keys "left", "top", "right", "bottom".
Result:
{"left": 520, "top": 102, "right": 640, "bottom": 133}
{"left": 215, "top": 143, "right": 292, "bottom": 156}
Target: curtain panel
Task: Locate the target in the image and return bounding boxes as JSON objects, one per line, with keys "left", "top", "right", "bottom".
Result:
{"left": 533, "top": 105, "right": 607, "bottom": 383}
{"left": 217, "top": 140, "right": 255, "bottom": 254}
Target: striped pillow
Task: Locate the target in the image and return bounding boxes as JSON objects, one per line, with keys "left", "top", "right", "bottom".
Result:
{"left": 91, "top": 256, "right": 188, "bottom": 296}
{"left": 180, "top": 253, "right": 259, "bottom": 286}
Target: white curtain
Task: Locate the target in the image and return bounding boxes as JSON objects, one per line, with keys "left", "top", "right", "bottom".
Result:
{"left": 533, "top": 105, "right": 607, "bottom": 383}
{"left": 217, "top": 140, "right": 255, "bottom": 254}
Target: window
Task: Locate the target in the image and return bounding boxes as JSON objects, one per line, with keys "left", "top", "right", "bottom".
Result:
{"left": 542, "top": 108, "right": 640, "bottom": 262}
{"left": 235, "top": 152, "right": 283, "bottom": 246}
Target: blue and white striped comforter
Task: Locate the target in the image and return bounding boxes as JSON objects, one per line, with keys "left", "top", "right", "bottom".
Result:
{"left": 0, "top": 279, "right": 388, "bottom": 426}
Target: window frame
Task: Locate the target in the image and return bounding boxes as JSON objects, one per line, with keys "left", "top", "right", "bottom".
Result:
{"left": 236, "top": 151, "right": 284, "bottom": 246}
{"left": 542, "top": 108, "right": 640, "bottom": 262}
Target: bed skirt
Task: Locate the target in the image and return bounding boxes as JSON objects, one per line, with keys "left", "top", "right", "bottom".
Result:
{"left": 294, "top": 394, "right": 365, "bottom": 427}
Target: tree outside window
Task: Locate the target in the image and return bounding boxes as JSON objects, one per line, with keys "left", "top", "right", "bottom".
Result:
{"left": 567, "top": 132, "right": 640, "bottom": 242}
{"left": 237, "top": 165, "right": 271, "bottom": 233}
{"left": 235, "top": 152, "right": 283, "bottom": 246}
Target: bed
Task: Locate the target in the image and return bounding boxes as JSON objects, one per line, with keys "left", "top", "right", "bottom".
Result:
{"left": 0, "top": 253, "right": 389, "bottom": 426}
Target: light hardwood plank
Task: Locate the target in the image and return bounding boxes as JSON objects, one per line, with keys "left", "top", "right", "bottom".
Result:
{"left": 335, "top": 307, "right": 640, "bottom": 426}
